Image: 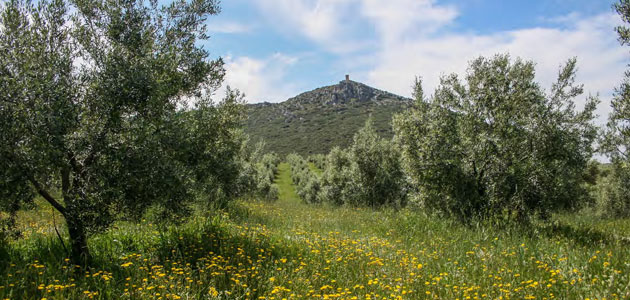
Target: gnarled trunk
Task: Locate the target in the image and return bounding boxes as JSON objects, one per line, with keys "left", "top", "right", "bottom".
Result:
{"left": 66, "top": 216, "right": 91, "bottom": 266}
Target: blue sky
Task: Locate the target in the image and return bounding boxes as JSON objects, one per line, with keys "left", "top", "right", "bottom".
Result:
{"left": 204, "top": 0, "right": 627, "bottom": 125}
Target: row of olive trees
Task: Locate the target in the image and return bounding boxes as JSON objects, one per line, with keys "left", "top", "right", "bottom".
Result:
{"left": 287, "top": 2, "right": 630, "bottom": 222}
{"left": 238, "top": 142, "right": 281, "bottom": 201}
{"left": 309, "top": 52, "right": 627, "bottom": 222}
{"left": 295, "top": 55, "right": 603, "bottom": 224}
{"left": 289, "top": 120, "right": 407, "bottom": 208}
{"left": 307, "top": 154, "right": 326, "bottom": 170}
{"left": 287, "top": 154, "right": 321, "bottom": 204}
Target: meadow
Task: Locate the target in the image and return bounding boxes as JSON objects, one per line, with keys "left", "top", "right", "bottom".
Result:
{"left": 1, "top": 163, "right": 629, "bottom": 300}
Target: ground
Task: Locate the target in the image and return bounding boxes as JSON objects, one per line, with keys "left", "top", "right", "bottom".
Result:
{"left": 1, "top": 163, "right": 629, "bottom": 299}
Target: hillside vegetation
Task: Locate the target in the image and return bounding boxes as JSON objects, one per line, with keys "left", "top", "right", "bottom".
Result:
{"left": 244, "top": 79, "right": 411, "bottom": 156}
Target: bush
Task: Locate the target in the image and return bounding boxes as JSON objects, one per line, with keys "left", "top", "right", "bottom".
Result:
{"left": 287, "top": 154, "right": 321, "bottom": 204}
{"left": 308, "top": 154, "right": 326, "bottom": 170}
{"left": 598, "top": 163, "right": 630, "bottom": 217}
{"left": 236, "top": 141, "right": 280, "bottom": 201}
{"left": 348, "top": 120, "right": 407, "bottom": 207}
{"left": 267, "top": 184, "right": 280, "bottom": 202}
{"left": 394, "top": 55, "right": 598, "bottom": 222}
{"left": 319, "top": 120, "right": 407, "bottom": 207}
{"left": 600, "top": 1, "right": 630, "bottom": 218}
{"left": 319, "top": 147, "right": 356, "bottom": 206}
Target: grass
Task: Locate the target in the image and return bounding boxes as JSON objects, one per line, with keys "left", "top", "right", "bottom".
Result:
{"left": 2, "top": 165, "right": 630, "bottom": 299}
{"left": 307, "top": 163, "right": 323, "bottom": 176}
{"left": 277, "top": 163, "right": 300, "bottom": 203}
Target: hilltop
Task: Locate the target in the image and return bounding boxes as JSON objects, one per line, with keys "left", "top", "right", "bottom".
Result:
{"left": 244, "top": 76, "right": 412, "bottom": 156}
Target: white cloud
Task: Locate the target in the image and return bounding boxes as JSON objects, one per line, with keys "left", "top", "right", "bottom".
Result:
{"left": 360, "top": 0, "right": 458, "bottom": 42}
{"left": 215, "top": 53, "right": 299, "bottom": 103}
{"left": 253, "top": 0, "right": 371, "bottom": 53}
{"left": 365, "top": 12, "right": 628, "bottom": 126}
{"left": 252, "top": 0, "right": 458, "bottom": 53}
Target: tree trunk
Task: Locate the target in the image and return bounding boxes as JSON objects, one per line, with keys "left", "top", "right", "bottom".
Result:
{"left": 66, "top": 216, "right": 91, "bottom": 266}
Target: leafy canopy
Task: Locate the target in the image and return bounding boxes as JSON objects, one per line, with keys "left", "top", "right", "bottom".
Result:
{"left": 0, "top": 0, "right": 243, "bottom": 263}
{"left": 318, "top": 119, "right": 407, "bottom": 208}
{"left": 598, "top": 0, "right": 630, "bottom": 217}
{"left": 394, "top": 54, "right": 598, "bottom": 222}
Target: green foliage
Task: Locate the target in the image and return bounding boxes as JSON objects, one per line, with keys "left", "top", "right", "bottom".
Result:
{"left": 598, "top": 163, "right": 630, "bottom": 217}
{"left": 254, "top": 151, "right": 281, "bottom": 201}
{"left": 348, "top": 119, "right": 407, "bottom": 207}
{"left": 319, "top": 147, "right": 355, "bottom": 206}
{"left": 287, "top": 154, "right": 321, "bottom": 204}
{"left": 318, "top": 119, "right": 407, "bottom": 207}
{"left": 615, "top": 0, "right": 630, "bottom": 45}
{"left": 0, "top": 0, "right": 242, "bottom": 264}
{"left": 230, "top": 140, "right": 281, "bottom": 202}
{"left": 600, "top": 0, "right": 630, "bottom": 217}
{"left": 394, "top": 55, "right": 599, "bottom": 222}
{"left": 307, "top": 154, "right": 326, "bottom": 170}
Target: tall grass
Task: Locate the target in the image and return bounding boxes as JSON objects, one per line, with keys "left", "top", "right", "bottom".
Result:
{"left": 1, "top": 165, "right": 630, "bottom": 299}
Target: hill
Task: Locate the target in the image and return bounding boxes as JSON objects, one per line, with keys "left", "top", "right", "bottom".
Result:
{"left": 244, "top": 76, "right": 412, "bottom": 156}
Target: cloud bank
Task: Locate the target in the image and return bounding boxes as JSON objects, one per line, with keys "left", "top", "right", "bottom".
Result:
{"left": 221, "top": 0, "right": 628, "bottom": 126}
{"left": 217, "top": 53, "right": 299, "bottom": 103}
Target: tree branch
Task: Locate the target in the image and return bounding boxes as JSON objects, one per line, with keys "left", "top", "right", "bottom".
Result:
{"left": 66, "top": 150, "right": 82, "bottom": 175}
{"left": 28, "top": 176, "right": 67, "bottom": 216}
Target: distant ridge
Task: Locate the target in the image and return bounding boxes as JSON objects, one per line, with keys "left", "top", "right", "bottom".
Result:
{"left": 244, "top": 76, "right": 412, "bottom": 156}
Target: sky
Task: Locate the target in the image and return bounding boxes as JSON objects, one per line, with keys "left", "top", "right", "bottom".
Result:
{"left": 204, "top": 0, "right": 628, "bottom": 126}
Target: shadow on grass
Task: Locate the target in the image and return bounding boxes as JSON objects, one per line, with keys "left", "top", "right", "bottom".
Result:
{"left": 537, "top": 221, "right": 630, "bottom": 247}
{"left": 0, "top": 207, "right": 302, "bottom": 299}
{"left": 146, "top": 216, "right": 301, "bottom": 298}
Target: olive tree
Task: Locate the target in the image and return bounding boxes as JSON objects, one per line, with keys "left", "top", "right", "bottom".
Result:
{"left": 0, "top": 0, "right": 242, "bottom": 264}
{"left": 599, "top": 0, "right": 630, "bottom": 216}
{"left": 319, "top": 147, "right": 355, "bottom": 206}
{"left": 394, "top": 55, "right": 599, "bottom": 222}
{"left": 347, "top": 119, "right": 406, "bottom": 207}
{"left": 319, "top": 120, "right": 407, "bottom": 207}
{"left": 287, "top": 154, "right": 321, "bottom": 204}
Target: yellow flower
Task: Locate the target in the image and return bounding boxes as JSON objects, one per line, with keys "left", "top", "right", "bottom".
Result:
{"left": 208, "top": 287, "right": 219, "bottom": 297}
